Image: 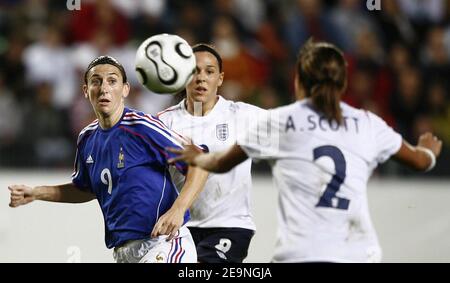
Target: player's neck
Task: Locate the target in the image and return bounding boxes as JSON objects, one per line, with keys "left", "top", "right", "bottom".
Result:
{"left": 97, "top": 105, "right": 124, "bottom": 130}
{"left": 186, "top": 96, "right": 219, "bottom": 116}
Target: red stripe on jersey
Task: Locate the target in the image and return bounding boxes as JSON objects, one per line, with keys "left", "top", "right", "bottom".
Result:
{"left": 124, "top": 113, "right": 169, "bottom": 133}
{"left": 125, "top": 112, "right": 190, "bottom": 145}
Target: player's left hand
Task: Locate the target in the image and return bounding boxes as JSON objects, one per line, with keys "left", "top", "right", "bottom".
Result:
{"left": 151, "top": 205, "right": 184, "bottom": 241}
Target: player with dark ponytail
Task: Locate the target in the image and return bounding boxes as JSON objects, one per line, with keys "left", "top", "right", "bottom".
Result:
{"left": 168, "top": 39, "right": 442, "bottom": 263}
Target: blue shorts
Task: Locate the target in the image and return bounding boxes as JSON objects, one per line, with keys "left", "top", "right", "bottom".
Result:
{"left": 188, "top": 227, "right": 254, "bottom": 263}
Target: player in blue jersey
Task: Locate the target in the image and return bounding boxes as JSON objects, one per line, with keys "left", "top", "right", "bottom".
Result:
{"left": 8, "top": 56, "right": 208, "bottom": 263}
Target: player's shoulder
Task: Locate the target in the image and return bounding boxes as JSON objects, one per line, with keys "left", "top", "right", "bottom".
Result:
{"left": 269, "top": 100, "right": 305, "bottom": 117}
{"left": 77, "top": 119, "right": 99, "bottom": 145}
{"left": 156, "top": 101, "right": 184, "bottom": 119}
{"left": 222, "top": 96, "right": 264, "bottom": 114}
{"left": 121, "top": 108, "right": 169, "bottom": 132}
{"left": 341, "top": 102, "right": 389, "bottom": 129}
{"left": 340, "top": 102, "right": 366, "bottom": 117}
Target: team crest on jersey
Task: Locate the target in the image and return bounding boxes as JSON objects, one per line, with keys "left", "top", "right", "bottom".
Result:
{"left": 216, "top": 124, "right": 229, "bottom": 141}
{"left": 117, "top": 147, "right": 125, "bottom": 168}
{"left": 155, "top": 252, "right": 166, "bottom": 263}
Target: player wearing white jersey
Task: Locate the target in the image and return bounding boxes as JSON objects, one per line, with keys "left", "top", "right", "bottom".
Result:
{"left": 167, "top": 40, "right": 443, "bottom": 263}
{"left": 158, "top": 44, "right": 263, "bottom": 263}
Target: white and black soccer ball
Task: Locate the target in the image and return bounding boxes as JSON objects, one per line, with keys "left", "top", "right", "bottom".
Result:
{"left": 135, "top": 34, "right": 196, "bottom": 95}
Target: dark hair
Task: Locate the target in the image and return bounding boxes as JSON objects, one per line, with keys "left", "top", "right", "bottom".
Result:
{"left": 84, "top": 55, "right": 127, "bottom": 84}
{"left": 192, "top": 43, "right": 223, "bottom": 72}
{"left": 297, "top": 39, "right": 347, "bottom": 124}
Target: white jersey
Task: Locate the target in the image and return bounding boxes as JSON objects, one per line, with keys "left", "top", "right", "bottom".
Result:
{"left": 238, "top": 100, "right": 402, "bottom": 263}
{"left": 158, "top": 96, "right": 263, "bottom": 230}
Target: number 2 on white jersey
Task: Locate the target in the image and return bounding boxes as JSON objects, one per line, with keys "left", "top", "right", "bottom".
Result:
{"left": 313, "top": 146, "right": 350, "bottom": 210}
{"left": 101, "top": 168, "right": 113, "bottom": 194}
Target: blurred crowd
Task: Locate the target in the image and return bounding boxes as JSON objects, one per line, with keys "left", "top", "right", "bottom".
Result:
{"left": 0, "top": 0, "right": 449, "bottom": 176}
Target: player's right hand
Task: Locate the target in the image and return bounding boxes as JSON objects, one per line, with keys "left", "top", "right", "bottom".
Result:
{"left": 8, "top": 185, "right": 35, "bottom": 207}
{"left": 418, "top": 132, "right": 442, "bottom": 157}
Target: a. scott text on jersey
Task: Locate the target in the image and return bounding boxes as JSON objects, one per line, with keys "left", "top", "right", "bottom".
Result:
{"left": 285, "top": 115, "right": 360, "bottom": 133}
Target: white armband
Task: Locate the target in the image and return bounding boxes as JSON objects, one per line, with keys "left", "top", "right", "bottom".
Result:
{"left": 417, "top": 146, "right": 436, "bottom": 172}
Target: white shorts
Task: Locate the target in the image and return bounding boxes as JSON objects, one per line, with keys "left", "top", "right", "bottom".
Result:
{"left": 113, "top": 225, "right": 197, "bottom": 263}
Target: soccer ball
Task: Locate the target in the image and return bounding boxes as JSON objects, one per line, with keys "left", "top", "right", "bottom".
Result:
{"left": 135, "top": 34, "right": 196, "bottom": 94}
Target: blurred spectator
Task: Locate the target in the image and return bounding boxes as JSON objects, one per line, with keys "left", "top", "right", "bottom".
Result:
{"left": 15, "top": 0, "right": 50, "bottom": 42}
{"left": 426, "top": 81, "right": 450, "bottom": 145}
{"left": 232, "top": 0, "right": 266, "bottom": 32}
{"left": 0, "top": 35, "right": 27, "bottom": 100}
{"left": 131, "top": 0, "right": 168, "bottom": 42}
{"left": 0, "top": 73, "right": 25, "bottom": 166}
{"left": 390, "top": 66, "right": 426, "bottom": 141}
{"left": 421, "top": 26, "right": 449, "bottom": 65}
{"left": 166, "top": 0, "right": 211, "bottom": 42}
{"left": 111, "top": 0, "right": 166, "bottom": 19}
{"left": 397, "top": 0, "right": 445, "bottom": 24}
{"left": 283, "top": 0, "right": 342, "bottom": 54}
{"left": 68, "top": 0, "right": 130, "bottom": 45}
{"left": 388, "top": 42, "right": 414, "bottom": 75}
{"left": 420, "top": 26, "right": 450, "bottom": 88}
{"left": 374, "top": 0, "right": 417, "bottom": 50}
{"left": 353, "top": 26, "right": 385, "bottom": 65}
{"left": 22, "top": 82, "right": 73, "bottom": 167}
{"left": 22, "top": 26, "right": 77, "bottom": 109}
{"left": 211, "top": 15, "right": 267, "bottom": 102}
{"left": 330, "top": 0, "right": 378, "bottom": 53}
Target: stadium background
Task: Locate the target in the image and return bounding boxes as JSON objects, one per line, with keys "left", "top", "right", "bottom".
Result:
{"left": 0, "top": 0, "right": 449, "bottom": 262}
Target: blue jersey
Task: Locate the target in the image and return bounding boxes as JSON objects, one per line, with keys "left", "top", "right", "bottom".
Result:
{"left": 71, "top": 107, "right": 189, "bottom": 249}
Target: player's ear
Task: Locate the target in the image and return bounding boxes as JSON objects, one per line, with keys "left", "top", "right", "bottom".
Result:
{"left": 218, "top": 72, "right": 224, "bottom": 87}
{"left": 122, "top": 82, "right": 130, "bottom": 98}
{"left": 83, "top": 85, "right": 89, "bottom": 99}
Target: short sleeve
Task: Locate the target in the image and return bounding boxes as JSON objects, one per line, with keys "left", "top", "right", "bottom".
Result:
{"left": 367, "top": 111, "right": 403, "bottom": 164}
{"left": 71, "top": 143, "right": 92, "bottom": 192}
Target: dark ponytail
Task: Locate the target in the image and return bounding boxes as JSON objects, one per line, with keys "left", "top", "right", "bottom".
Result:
{"left": 297, "top": 39, "right": 347, "bottom": 124}
{"left": 310, "top": 83, "right": 343, "bottom": 123}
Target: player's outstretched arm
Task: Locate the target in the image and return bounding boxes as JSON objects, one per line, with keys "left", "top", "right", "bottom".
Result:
{"left": 151, "top": 166, "right": 208, "bottom": 240}
{"left": 167, "top": 143, "right": 249, "bottom": 173}
{"left": 393, "top": 132, "right": 442, "bottom": 172}
{"left": 8, "top": 183, "right": 95, "bottom": 207}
